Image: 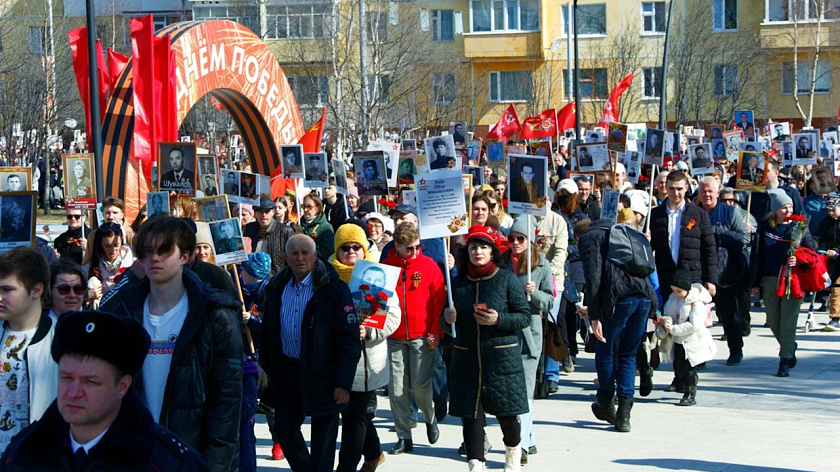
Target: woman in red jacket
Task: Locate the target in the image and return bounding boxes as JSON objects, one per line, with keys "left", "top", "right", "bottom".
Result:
{"left": 381, "top": 222, "right": 446, "bottom": 455}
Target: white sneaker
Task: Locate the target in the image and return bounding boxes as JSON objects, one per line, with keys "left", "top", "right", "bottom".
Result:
{"left": 504, "top": 445, "right": 522, "bottom": 472}
{"left": 468, "top": 459, "right": 487, "bottom": 472}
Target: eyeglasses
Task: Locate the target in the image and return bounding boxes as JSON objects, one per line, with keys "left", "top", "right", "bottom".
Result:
{"left": 402, "top": 244, "right": 421, "bottom": 252}
{"left": 340, "top": 244, "right": 364, "bottom": 252}
{"left": 303, "top": 205, "right": 318, "bottom": 210}
{"left": 100, "top": 221, "right": 121, "bottom": 234}
{"left": 721, "top": 198, "right": 735, "bottom": 204}
{"left": 55, "top": 284, "right": 85, "bottom": 296}
{"left": 66, "top": 214, "right": 82, "bottom": 220}
{"left": 508, "top": 235, "right": 527, "bottom": 243}
{"left": 368, "top": 222, "right": 384, "bottom": 230}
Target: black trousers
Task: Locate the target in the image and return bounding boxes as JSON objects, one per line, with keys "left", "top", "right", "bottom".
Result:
{"left": 673, "top": 343, "right": 697, "bottom": 387}
{"left": 737, "top": 282, "right": 752, "bottom": 330}
{"left": 462, "top": 402, "right": 520, "bottom": 462}
{"left": 715, "top": 285, "right": 744, "bottom": 353}
{"left": 337, "top": 391, "right": 380, "bottom": 472}
{"left": 274, "top": 357, "right": 340, "bottom": 472}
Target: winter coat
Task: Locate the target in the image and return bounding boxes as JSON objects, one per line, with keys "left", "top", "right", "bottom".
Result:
{"left": 659, "top": 283, "right": 717, "bottom": 367}
{"left": 54, "top": 225, "right": 91, "bottom": 265}
{"left": 442, "top": 267, "right": 531, "bottom": 419}
{"left": 749, "top": 184, "right": 803, "bottom": 222}
{"left": 649, "top": 200, "right": 719, "bottom": 288}
{"left": 579, "top": 194, "right": 601, "bottom": 222}
{"left": 100, "top": 270, "right": 244, "bottom": 472}
{"left": 0, "top": 311, "right": 57, "bottom": 423}
{"left": 750, "top": 218, "right": 815, "bottom": 288}
{"left": 578, "top": 220, "right": 659, "bottom": 321}
{"left": 501, "top": 254, "right": 552, "bottom": 360}
{"left": 299, "top": 212, "right": 336, "bottom": 263}
{"left": 354, "top": 302, "right": 401, "bottom": 392}
{"left": 260, "top": 260, "right": 361, "bottom": 416}
{"left": 803, "top": 192, "right": 828, "bottom": 234}
{"left": 243, "top": 220, "right": 296, "bottom": 275}
{"left": 0, "top": 390, "right": 208, "bottom": 472}
{"left": 563, "top": 208, "right": 590, "bottom": 285}
{"left": 381, "top": 249, "right": 446, "bottom": 339}
{"left": 324, "top": 194, "right": 349, "bottom": 231}
{"left": 814, "top": 215, "right": 840, "bottom": 280}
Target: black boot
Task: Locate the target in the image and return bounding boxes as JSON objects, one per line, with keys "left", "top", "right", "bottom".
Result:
{"left": 615, "top": 398, "right": 633, "bottom": 432}
{"left": 679, "top": 382, "right": 697, "bottom": 406}
{"left": 639, "top": 366, "right": 653, "bottom": 397}
{"left": 389, "top": 439, "right": 413, "bottom": 455}
{"left": 591, "top": 395, "right": 616, "bottom": 425}
{"left": 777, "top": 358, "right": 790, "bottom": 377}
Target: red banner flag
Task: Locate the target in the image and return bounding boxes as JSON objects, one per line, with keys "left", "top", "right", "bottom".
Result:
{"left": 297, "top": 107, "right": 327, "bottom": 152}
{"left": 107, "top": 48, "right": 128, "bottom": 93}
{"left": 598, "top": 73, "right": 634, "bottom": 129}
{"left": 68, "top": 27, "right": 109, "bottom": 150}
{"left": 487, "top": 104, "right": 521, "bottom": 140}
{"left": 557, "top": 101, "right": 576, "bottom": 133}
{"left": 520, "top": 109, "right": 558, "bottom": 140}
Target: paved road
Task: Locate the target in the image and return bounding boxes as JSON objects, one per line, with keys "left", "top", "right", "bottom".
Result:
{"left": 253, "top": 306, "right": 840, "bottom": 472}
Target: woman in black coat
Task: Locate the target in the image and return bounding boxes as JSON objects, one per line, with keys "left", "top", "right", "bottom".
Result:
{"left": 442, "top": 225, "right": 531, "bottom": 472}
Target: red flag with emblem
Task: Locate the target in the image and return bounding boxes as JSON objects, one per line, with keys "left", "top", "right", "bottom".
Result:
{"left": 597, "top": 73, "right": 634, "bottom": 129}
{"left": 520, "top": 109, "right": 557, "bottom": 140}
{"left": 487, "top": 104, "right": 521, "bottom": 140}
{"left": 297, "top": 107, "right": 327, "bottom": 152}
{"left": 557, "top": 101, "right": 576, "bottom": 132}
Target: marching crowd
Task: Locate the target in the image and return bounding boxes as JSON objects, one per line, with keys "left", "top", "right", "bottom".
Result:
{"left": 0, "top": 137, "right": 837, "bottom": 472}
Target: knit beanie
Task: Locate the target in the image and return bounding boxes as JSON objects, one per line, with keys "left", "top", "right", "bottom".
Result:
{"left": 671, "top": 264, "right": 692, "bottom": 291}
{"left": 508, "top": 215, "right": 536, "bottom": 243}
{"left": 195, "top": 221, "right": 214, "bottom": 247}
{"left": 768, "top": 189, "right": 793, "bottom": 213}
{"left": 334, "top": 223, "right": 369, "bottom": 260}
{"left": 242, "top": 252, "right": 272, "bottom": 279}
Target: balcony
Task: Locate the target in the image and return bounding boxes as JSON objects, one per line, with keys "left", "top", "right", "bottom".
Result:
{"left": 760, "top": 19, "right": 840, "bottom": 49}
{"left": 463, "top": 31, "right": 542, "bottom": 59}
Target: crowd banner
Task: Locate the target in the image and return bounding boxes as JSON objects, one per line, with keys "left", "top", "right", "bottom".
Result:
{"left": 415, "top": 168, "right": 469, "bottom": 240}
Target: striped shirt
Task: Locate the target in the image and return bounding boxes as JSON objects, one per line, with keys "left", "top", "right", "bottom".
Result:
{"left": 280, "top": 272, "right": 314, "bottom": 359}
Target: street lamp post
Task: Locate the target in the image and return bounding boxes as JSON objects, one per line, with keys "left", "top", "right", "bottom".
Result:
{"left": 85, "top": 0, "right": 104, "bottom": 228}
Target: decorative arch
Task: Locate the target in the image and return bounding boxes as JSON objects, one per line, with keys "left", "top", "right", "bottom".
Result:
{"left": 101, "top": 20, "right": 304, "bottom": 217}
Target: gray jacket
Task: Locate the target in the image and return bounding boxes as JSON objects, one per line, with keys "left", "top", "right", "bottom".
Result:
{"left": 503, "top": 255, "right": 553, "bottom": 359}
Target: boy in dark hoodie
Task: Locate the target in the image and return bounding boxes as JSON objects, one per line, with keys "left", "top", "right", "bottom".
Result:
{"left": 814, "top": 193, "right": 840, "bottom": 331}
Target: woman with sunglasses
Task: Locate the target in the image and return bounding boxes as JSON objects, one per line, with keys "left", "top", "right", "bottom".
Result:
{"left": 330, "top": 223, "right": 400, "bottom": 472}
{"left": 500, "top": 215, "right": 552, "bottom": 465}
{"left": 48, "top": 260, "right": 87, "bottom": 315}
{"left": 54, "top": 210, "right": 90, "bottom": 265}
{"left": 299, "top": 192, "right": 335, "bottom": 263}
{"left": 82, "top": 222, "right": 135, "bottom": 307}
{"left": 484, "top": 191, "right": 513, "bottom": 235}
{"left": 443, "top": 225, "right": 530, "bottom": 472}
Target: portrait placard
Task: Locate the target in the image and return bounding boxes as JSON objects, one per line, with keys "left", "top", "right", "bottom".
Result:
{"left": 0, "top": 192, "right": 36, "bottom": 252}
{"left": 711, "top": 139, "right": 727, "bottom": 161}
{"left": 734, "top": 110, "right": 755, "bottom": 140}
{"left": 332, "top": 159, "right": 349, "bottom": 196}
{"left": 221, "top": 170, "right": 241, "bottom": 203}
{"left": 601, "top": 189, "right": 620, "bottom": 222}
{"left": 195, "top": 195, "right": 231, "bottom": 222}
{"left": 608, "top": 122, "right": 628, "bottom": 152}
{"left": 303, "top": 152, "right": 329, "bottom": 188}
{"left": 529, "top": 140, "right": 552, "bottom": 157}
{"left": 200, "top": 174, "right": 220, "bottom": 196}
{"left": 367, "top": 140, "right": 400, "bottom": 188}
{"left": 507, "top": 155, "right": 548, "bottom": 217}
{"left": 353, "top": 151, "right": 389, "bottom": 197}
{"left": 586, "top": 130, "right": 605, "bottom": 143}
{"left": 739, "top": 141, "right": 761, "bottom": 153}
{"left": 464, "top": 165, "right": 484, "bottom": 188}
{"left": 280, "top": 144, "right": 304, "bottom": 179}
{"left": 576, "top": 143, "right": 610, "bottom": 173}
{"left": 449, "top": 121, "right": 468, "bottom": 145}
{"left": 736, "top": 151, "right": 767, "bottom": 192}
{"left": 770, "top": 122, "right": 791, "bottom": 142}
{"left": 415, "top": 168, "right": 469, "bottom": 239}
{"left": 820, "top": 139, "right": 834, "bottom": 159}
{"left": 467, "top": 140, "right": 482, "bottom": 163}
{"left": 0, "top": 167, "right": 31, "bottom": 192}
{"left": 624, "top": 151, "right": 641, "bottom": 184}
{"left": 724, "top": 130, "right": 742, "bottom": 161}
{"left": 158, "top": 142, "right": 197, "bottom": 196}
{"left": 487, "top": 141, "right": 505, "bottom": 167}
{"left": 812, "top": 166, "right": 837, "bottom": 195}
{"left": 708, "top": 124, "right": 725, "bottom": 141}
{"left": 63, "top": 154, "right": 96, "bottom": 209}
{"left": 239, "top": 171, "right": 259, "bottom": 205}
{"left": 792, "top": 133, "right": 818, "bottom": 166}
{"left": 401, "top": 190, "right": 416, "bottom": 208}
{"left": 146, "top": 192, "right": 170, "bottom": 218}
{"left": 401, "top": 139, "right": 417, "bottom": 151}
{"left": 644, "top": 129, "right": 665, "bottom": 166}
{"left": 463, "top": 174, "right": 474, "bottom": 215}
{"left": 209, "top": 217, "right": 247, "bottom": 265}
{"left": 626, "top": 123, "right": 647, "bottom": 143}
{"left": 397, "top": 151, "right": 419, "bottom": 185}
{"left": 688, "top": 143, "right": 714, "bottom": 176}
{"left": 424, "top": 135, "right": 456, "bottom": 171}
{"left": 197, "top": 155, "right": 217, "bottom": 176}
{"left": 348, "top": 260, "right": 402, "bottom": 329}
{"left": 782, "top": 141, "right": 794, "bottom": 167}
{"left": 257, "top": 174, "right": 270, "bottom": 200}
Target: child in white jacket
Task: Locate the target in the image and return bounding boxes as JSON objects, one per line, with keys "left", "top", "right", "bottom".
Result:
{"left": 659, "top": 265, "right": 717, "bottom": 406}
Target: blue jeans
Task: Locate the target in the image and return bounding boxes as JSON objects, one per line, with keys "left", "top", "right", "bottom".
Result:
{"left": 543, "top": 356, "right": 560, "bottom": 382}
{"left": 240, "top": 373, "right": 258, "bottom": 472}
{"left": 595, "top": 296, "right": 651, "bottom": 400}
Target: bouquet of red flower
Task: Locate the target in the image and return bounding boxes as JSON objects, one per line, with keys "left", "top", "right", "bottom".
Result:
{"left": 357, "top": 284, "right": 389, "bottom": 329}
{"left": 781, "top": 214, "right": 809, "bottom": 298}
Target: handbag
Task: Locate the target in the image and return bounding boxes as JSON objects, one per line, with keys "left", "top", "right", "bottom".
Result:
{"left": 543, "top": 320, "right": 569, "bottom": 361}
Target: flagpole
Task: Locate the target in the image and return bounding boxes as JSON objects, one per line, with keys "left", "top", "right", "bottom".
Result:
{"left": 573, "top": 0, "right": 581, "bottom": 140}
{"left": 658, "top": 0, "right": 675, "bottom": 130}
{"left": 85, "top": 0, "right": 104, "bottom": 228}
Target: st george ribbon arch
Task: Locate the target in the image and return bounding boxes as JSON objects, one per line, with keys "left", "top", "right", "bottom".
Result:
{"left": 102, "top": 20, "right": 304, "bottom": 217}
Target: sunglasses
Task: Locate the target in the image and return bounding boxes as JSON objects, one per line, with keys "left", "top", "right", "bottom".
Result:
{"left": 402, "top": 244, "right": 421, "bottom": 252}
{"left": 340, "top": 244, "right": 364, "bottom": 252}
{"left": 66, "top": 214, "right": 82, "bottom": 220}
{"left": 56, "top": 284, "right": 85, "bottom": 296}
{"left": 101, "top": 221, "right": 121, "bottom": 233}
{"left": 508, "top": 235, "right": 527, "bottom": 243}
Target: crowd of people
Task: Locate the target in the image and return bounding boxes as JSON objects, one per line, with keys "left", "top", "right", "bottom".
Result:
{"left": 0, "top": 131, "right": 836, "bottom": 472}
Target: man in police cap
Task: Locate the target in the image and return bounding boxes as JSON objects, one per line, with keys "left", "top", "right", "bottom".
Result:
{"left": 1, "top": 310, "right": 208, "bottom": 471}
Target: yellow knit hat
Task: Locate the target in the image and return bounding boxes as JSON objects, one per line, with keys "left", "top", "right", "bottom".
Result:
{"left": 334, "top": 223, "right": 369, "bottom": 260}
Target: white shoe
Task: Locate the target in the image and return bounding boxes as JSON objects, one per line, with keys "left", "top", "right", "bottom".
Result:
{"left": 504, "top": 445, "right": 522, "bottom": 472}
{"left": 468, "top": 459, "right": 487, "bottom": 472}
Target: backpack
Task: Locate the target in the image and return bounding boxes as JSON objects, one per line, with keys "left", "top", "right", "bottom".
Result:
{"left": 607, "top": 224, "right": 656, "bottom": 278}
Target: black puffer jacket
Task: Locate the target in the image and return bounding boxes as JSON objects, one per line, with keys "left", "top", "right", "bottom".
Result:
{"left": 442, "top": 268, "right": 531, "bottom": 419}
{"left": 649, "top": 200, "right": 719, "bottom": 288}
{"left": 260, "top": 260, "right": 361, "bottom": 416}
{"left": 1, "top": 390, "right": 209, "bottom": 472}
{"left": 101, "top": 270, "right": 243, "bottom": 472}
{"left": 579, "top": 220, "right": 659, "bottom": 320}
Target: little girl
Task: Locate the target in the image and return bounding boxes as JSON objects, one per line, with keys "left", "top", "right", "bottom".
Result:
{"left": 659, "top": 265, "right": 717, "bottom": 406}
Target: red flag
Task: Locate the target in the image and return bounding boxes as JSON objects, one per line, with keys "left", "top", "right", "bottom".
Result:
{"left": 297, "top": 107, "right": 327, "bottom": 152}
{"left": 598, "top": 73, "right": 634, "bottom": 129}
{"left": 520, "top": 109, "right": 557, "bottom": 140}
{"left": 487, "top": 104, "right": 521, "bottom": 140}
{"left": 68, "top": 27, "right": 108, "bottom": 150}
{"left": 107, "top": 48, "right": 128, "bottom": 92}
{"left": 557, "top": 102, "right": 576, "bottom": 132}
{"left": 153, "top": 33, "right": 177, "bottom": 144}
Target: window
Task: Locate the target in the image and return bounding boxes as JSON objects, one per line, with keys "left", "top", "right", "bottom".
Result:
{"left": 782, "top": 61, "right": 831, "bottom": 94}
{"left": 265, "top": 4, "right": 331, "bottom": 39}
{"left": 562, "top": 4, "right": 607, "bottom": 36}
{"left": 563, "top": 68, "right": 608, "bottom": 99}
{"left": 366, "top": 11, "right": 388, "bottom": 41}
{"left": 641, "top": 2, "right": 666, "bottom": 33}
{"left": 489, "top": 71, "right": 532, "bottom": 102}
{"left": 713, "top": 64, "right": 738, "bottom": 97}
{"left": 288, "top": 76, "right": 329, "bottom": 106}
{"left": 433, "top": 73, "right": 457, "bottom": 104}
{"left": 470, "top": 0, "right": 540, "bottom": 32}
{"left": 193, "top": 5, "right": 260, "bottom": 35}
{"left": 29, "top": 26, "right": 45, "bottom": 54}
{"left": 767, "top": 0, "right": 840, "bottom": 22}
{"left": 368, "top": 75, "right": 391, "bottom": 104}
{"left": 642, "top": 67, "right": 663, "bottom": 99}
{"left": 432, "top": 10, "right": 455, "bottom": 41}
{"left": 713, "top": 0, "right": 738, "bottom": 31}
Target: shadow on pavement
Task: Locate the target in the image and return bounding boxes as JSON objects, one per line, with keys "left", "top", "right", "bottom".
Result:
{"left": 614, "top": 458, "right": 817, "bottom": 472}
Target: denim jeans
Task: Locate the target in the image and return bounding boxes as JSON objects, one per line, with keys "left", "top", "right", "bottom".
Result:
{"left": 239, "top": 374, "right": 258, "bottom": 472}
{"left": 595, "top": 296, "right": 651, "bottom": 400}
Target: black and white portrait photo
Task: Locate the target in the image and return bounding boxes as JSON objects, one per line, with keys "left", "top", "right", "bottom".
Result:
{"left": 201, "top": 174, "right": 219, "bottom": 196}
{"left": 158, "top": 142, "right": 197, "bottom": 196}
{"left": 401, "top": 139, "right": 417, "bottom": 152}
{"left": 644, "top": 128, "right": 665, "bottom": 164}
{"left": 223, "top": 170, "right": 240, "bottom": 201}
{"left": 712, "top": 139, "right": 727, "bottom": 160}
{"left": 0, "top": 192, "right": 35, "bottom": 250}
{"left": 210, "top": 218, "right": 246, "bottom": 265}
{"left": 689, "top": 143, "right": 714, "bottom": 175}
{"left": 449, "top": 121, "right": 468, "bottom": 145}
{"left": 398, "top": 152, "right": 418, "bottom": 185}
{"left": 507, "top": 155, "right": 547, "bottom": 215}
{"left": 424, "top": 135, "right": 456, "bottom": 171}
{"left": 280, "top": 144, "right": 304, "bottom": 179}
{"left": 812, "top": 166, "right": 837, "bottom": 195}
{"left": 576, "top": 143, "right": 610, "bottom": 173}
{"left": 65, "top": 158, "right": 93, "bottom": 199}
{"left": 708, "top": 125, "right": 724, "bottom": 140}
{"left": 771, "top": 122, "right": 791, "bottom": 142}
{"left": 353, "top": 152, "right": 389, "bottom": 196}
{"left": 740, "top": 142, "right": 759, "bottom": 153}
{"left": 198, "top": 155, "right": 217, "bottom": 176}
{"left": 464, "top": 165, "right": 484, "bottom": 188}
{"left": 793, "top": 133, "right": 817, "bottom": 165}
{"left": 146, "top": 192, "right": 170, "bottom": 218}
{"left": 304, "top": 152, "right": 329, "bottom": 187}
{"left": 332, "top": 159, "right": 349, "bottom": 196}
{"left": 0, "top": 169, "right": 29, "bottom": 192}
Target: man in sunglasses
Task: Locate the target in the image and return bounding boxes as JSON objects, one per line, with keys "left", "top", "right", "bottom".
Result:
{"left": 0, "top": 247, "right": 60, "bottom": 454}
{"left": 55, "top": 210, "right": 91, "bottom": 265}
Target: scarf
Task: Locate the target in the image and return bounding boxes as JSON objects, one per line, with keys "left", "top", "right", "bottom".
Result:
{"left": 510, "top": 252, "right": 523, "bottom": 275}
{"left": 468, "top": 261, "right": 497, "bottom": 279}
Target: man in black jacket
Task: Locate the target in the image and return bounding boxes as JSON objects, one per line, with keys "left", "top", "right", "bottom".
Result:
{"left": 322, "top": 185, "right": 348, "bottom": 231}
{"left": 574, "top": 176, "right": 601, "bottom": 221}
{"left": 261, "top": 234, "right": 360, "bottom": 472}
{"left": 100, "top": 217, "right": 243, "bottom": 472}
{"left": 244, "top": 197, "right": 295, "bottom": 275}
{"left": 1, "top": 310, "right": 208, "bottom": 471}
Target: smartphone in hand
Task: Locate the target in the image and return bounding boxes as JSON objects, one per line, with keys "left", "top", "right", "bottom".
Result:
{"left": 473, "top": 303, "right": 488, "bottom": 312}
